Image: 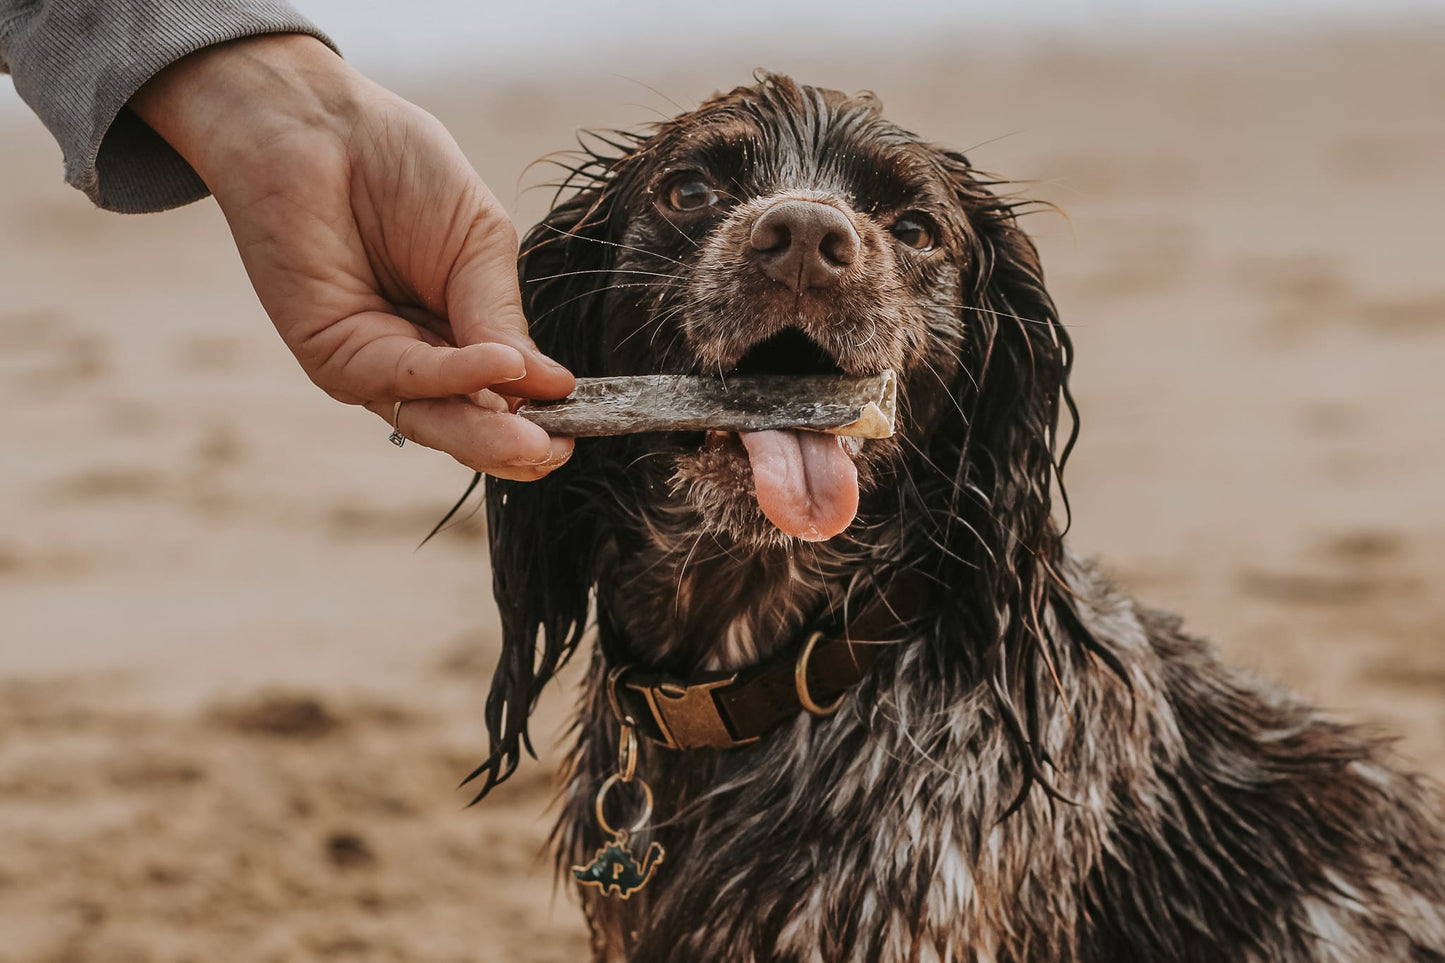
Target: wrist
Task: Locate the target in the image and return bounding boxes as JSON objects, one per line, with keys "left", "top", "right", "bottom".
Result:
{"left": 130, "top": 34, "right": 365, "bottom": 189}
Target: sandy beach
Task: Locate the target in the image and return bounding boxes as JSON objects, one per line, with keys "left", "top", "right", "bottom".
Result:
{"left": 2, "top": 25, "right": 1443, "bottom": 961}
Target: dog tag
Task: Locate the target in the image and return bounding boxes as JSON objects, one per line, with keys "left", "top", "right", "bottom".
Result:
{"left": 577, "top": 767, "right": 665, "bottom": 899}
{"left": 572, "top": 831, "right": 665, "bottom": 900}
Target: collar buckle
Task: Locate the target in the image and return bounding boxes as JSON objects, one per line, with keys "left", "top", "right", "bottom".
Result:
{"left": 629, "top": 675, "right": 755, "bottom": 750}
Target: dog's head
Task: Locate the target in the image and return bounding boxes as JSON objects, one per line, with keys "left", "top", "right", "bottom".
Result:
{"left": 472, "top": 73, "right": 1077, "bottom": 798}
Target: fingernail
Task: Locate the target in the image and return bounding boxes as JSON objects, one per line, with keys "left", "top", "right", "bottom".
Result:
{"left": 507, "top": 438, "right": 573, "bottom": 468}
{"left": 501, "top": 351, "right": 529, "bottom": 382}
{"left": 544, "top": 438, "right": 573, "bottom": 465}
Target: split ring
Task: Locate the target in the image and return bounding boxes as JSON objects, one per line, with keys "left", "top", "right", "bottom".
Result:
{"left": 795, "top": 630, "right": 845, "bottom": 716}
{"left": 605, "top": 665, "right": 639, "bottom": 727}
{"left": 617, "top": 726, "right": 638, "bottom": 784}
{"left": 594, "top": 773, "right": 654, "bottom": 837}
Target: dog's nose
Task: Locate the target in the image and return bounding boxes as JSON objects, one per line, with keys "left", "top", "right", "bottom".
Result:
{"left": 748, "top": 200, "right": 861, "bottom": 292}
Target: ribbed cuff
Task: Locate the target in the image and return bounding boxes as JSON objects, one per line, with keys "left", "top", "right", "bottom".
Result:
{"left": 4, "top": 0, "right": 337, "bottom": 213}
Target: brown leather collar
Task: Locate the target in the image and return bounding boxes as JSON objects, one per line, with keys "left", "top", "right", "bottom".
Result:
{"left": 606, "top": 576, "right": 924, "bottom": 750}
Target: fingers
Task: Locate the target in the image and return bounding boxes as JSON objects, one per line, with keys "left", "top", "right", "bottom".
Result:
{"left": 312, "top": 312, "right": 531, "bottom": 401}
{"left": 445, "top": 204, "right": 576, "bottom": 401}
{"left": 369, "top": 397, "right": 574, "bottom": 480}
{"left": 386, "top": 337, "right": 528, "bottom": 399}
{"left": 302, "top": 311, "right": 575, "bottom": 481}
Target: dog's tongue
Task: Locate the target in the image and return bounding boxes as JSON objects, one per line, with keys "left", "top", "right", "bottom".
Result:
{"left": 739, "top": 430, "right": 859, "bottom": 541}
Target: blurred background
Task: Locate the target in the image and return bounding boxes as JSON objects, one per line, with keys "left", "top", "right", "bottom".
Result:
{"left": 2, "top": 2, "right": 1443, "bottom": 960}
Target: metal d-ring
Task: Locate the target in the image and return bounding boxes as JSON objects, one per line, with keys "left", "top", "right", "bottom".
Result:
{"left": 795, "top": 630, "right": 845, "bottom": 717}
{"left": 594, "top": 773, "right": 654, "bottom": 837}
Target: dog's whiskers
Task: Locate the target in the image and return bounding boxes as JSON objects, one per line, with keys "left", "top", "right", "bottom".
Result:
{"left": 536, "top": 222, "right": 689, "bottom": 267}
{"left": 918, "top": 354, "right": 977, "bottom": 418}
{"left": 527, "top": 267, "right": 684, "bottom": 284}
{"left": 532, "top": 281, "right": 682, "bottom": 325}
{"left": 656, "top": 210, "right": 702, "bottom": 249}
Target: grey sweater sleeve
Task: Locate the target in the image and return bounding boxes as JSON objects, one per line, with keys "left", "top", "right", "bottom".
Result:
{"left": 0, "top": 1, "right": 335, "bottom": 213}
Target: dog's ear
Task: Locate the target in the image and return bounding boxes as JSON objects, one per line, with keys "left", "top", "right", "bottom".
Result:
{"left": 926, "top": 149, "right": 1086, "bottom": 807}
{"left": 932, "top": 148, "right": 1073, "bottom": 568}
{"left": 467, "top": 162, "right": 626, "bottom": 802}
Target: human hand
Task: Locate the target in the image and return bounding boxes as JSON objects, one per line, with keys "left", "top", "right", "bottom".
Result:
{"left": 130, "top": 34, "right": 575, "bottom": 481}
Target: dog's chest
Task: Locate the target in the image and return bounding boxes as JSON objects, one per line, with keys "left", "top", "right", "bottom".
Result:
{"left": 577, "top": 688, "right": 1040, "bottom": 963}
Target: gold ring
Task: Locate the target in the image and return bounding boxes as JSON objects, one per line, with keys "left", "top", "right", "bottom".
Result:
{"left": 795, "top": 630, "right": 845, "bottom": 717}
{"left": 594, "top": 773, "right": 653, "bottom": 837}
{"left": 388, "top": 401, "right": 407, "bottom": 448}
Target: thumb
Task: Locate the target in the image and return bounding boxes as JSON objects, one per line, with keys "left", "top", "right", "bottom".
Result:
{"left": 447, "top": 209, "right": 575, "bottom": 401}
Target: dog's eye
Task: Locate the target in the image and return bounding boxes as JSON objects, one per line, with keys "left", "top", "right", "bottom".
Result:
{"left": 663, "top": 177, "right": 720, "bottom": 213}
{"left": 890, "top": 215, "right": 935, "bottom": 252}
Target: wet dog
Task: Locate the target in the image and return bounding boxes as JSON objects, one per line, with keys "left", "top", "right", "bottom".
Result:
{"left": 473, "top": 74, "right": 1445, "bottom": 961}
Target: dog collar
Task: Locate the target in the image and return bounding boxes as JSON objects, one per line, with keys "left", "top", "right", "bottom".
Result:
{"left": 605, "top": 575, "right": 923, "bottom": 750}
{"left": 574, "top": 576, "right": 925, "bottom": 900}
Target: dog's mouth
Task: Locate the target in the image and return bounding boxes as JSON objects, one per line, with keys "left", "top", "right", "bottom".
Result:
{"left": 724, "top": 327, "right": 846, "bottom": 378}
{"left": 695, "top": 328, "right": 861, "bottom": 542}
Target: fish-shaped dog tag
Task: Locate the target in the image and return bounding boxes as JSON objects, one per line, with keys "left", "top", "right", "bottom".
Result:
{"left": 572, "top": 833, "right": 665, "bottom": 899}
